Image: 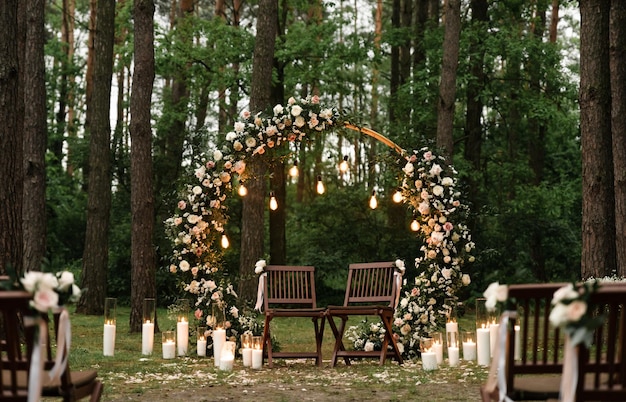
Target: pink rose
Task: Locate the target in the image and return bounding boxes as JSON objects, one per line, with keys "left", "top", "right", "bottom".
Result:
{"left": 178, "top": 200, "right": 186, "bottom": 210}
{"left": 194, "top": 309, "right": 203, "bottom": 320}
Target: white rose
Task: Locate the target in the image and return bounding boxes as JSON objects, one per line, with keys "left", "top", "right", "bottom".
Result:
{"left": 273, "top": 104, "right": 284, "bottom": 115}
{"left": 32, "top": 288, "right": 60, "bottom": 312}
{"left": 245, "top": 137, "right": 256, "bottom": 148}
{"left": 429, "top": 164, "right": 442, "bottom": 176}
{"left": 234, "top": 121, "right": 245, "bottom": 132}
{"left": 213, "top": 150, "right": 223, "bottom": 161}
{"left": 21, "top": 271, "right": 44, "bottom": 293}
{"left": 179, "top": 260, "right": 190, "bottom": 272}
{"left": 462, "top": 274, "right": 471, "bottom": 286}
{"left": 549, "top": 303, "right": 568, "bottom": 327}
{"left": 290, "top": 105, "right": 303, "bottom": 117}
{"left": 233, "top": 141, "right": 243, "bottom": 151}
{"left": 225, "top": 131, "right": 237, "bottom": 141}
{"left": 441, "top": 177, "right": 453, "bottom": 186}
{"left": 192, "top": 186, "right": 203, "bottom": 195}
{"left": 552, "top": 283, "right": 579, "bottom": 305}
{"left": 432, "top": 185, "right": 444, "bottom": 196}
{"left": 364, "top": 341, "right": 375, "bottom": 352}
{"left": 56, "top": 271, "right": 75, "bottom": 292}
{"left": 402, "top": 162, "right": 414, "bottom": 175}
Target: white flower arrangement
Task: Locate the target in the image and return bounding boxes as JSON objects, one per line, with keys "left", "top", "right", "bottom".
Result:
{"left": 19, "top": 270, "right": 81, "bottom": 312}
{"left": 254, "top": 259, "right": 266, "bottom": 275}
{"left": 549, "top": 281, "right": 603, "bottom": 347}
{"left": 483, "top": 281, "right": 509, "bottom": 312}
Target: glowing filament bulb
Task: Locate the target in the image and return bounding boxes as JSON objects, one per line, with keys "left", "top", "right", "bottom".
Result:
{"left": 410, "top": 219, "right": 420, "bottom": 232}
{"left": 316, "top": 175, "right": 325, "bottom": 194}
{"left": 369, "top": 190, "right": 378, "bottom": 210}
{"left": 289, "top": 161, "right": 299, "bottom": 177}
{"left": 339, "top": 155, "right": 349, "bottom": 173}
{"left": 392, "top": 188, "right": 403, "bottom": 203}
{"left": 238, "top": 184, "right": 248, "bottom": 197}
{"left": 221, "top": 235, "right": 230, "bottom": 249}
{"left": 269, "top": 191, "right": 278, "bottom": 210}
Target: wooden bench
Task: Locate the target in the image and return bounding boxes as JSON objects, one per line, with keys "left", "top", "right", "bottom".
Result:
{"left": 0, "top": 290, "right": 103, "bottom": 401}
{"left": 260, "top": 265, "right": 326, "bottom": 367}
{"left": 481, "top": 282, "right": 626, "bottom": 402}
{"left": 326, "top": 262, "right": 404, "bottom": 367}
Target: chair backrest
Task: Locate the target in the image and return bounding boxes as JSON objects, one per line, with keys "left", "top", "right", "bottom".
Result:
{"left": 342, "top": 262, "right": 398, "bottom": 307}
{"left": 0, "top": 291, "right": 36, "bottom": 400}
{"left": 576, "top": 283, "right": 626, "bottom": 400}
{"left": 505, "top": 282, "right": 569, "bottom": 387}
{"left": 263, "top": 265, "right": 317, "bottom": 310}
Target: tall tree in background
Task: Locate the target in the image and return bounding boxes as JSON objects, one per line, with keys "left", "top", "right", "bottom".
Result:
{"left": 611, "top": 0, "right": 626, "bottom": 277}
{"left": 129, "top": 0, "right": 156, "bottom": 332}
{"left": 0, "top": 0, "right": 23, "bottom": 275}
{"left": 580, "top": 0, "right": 615, "bottom": 279}
{"left": 22, "top": 0, "right": 48, "bottom": 273}
{"left": 239, "top": 0, "right": 278, "bottom": 301}
{"left": 77, "top": 0, "right": 116, "bottom": 314}
{"left": 436, "top": 0, "right": 461, "bottom": 159}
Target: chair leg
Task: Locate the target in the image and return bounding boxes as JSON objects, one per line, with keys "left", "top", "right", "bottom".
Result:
{"left": 262, "top": 316, "right": 273, "bottom": 368}
{"left": 90, "top": 380, "right": 104, "bottom": 402}
{"left": 381, "top": 314, "right": 403, "bottom": 365}
{"left": 313, "top": 316, "right": 325, "bottom": 367}
{"left": 328, "top": 315, "right": 350, "bottom": 367}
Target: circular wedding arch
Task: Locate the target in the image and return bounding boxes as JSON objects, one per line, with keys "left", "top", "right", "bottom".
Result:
{"left": 167, "top": 96, "right": 475, "bottom": 356}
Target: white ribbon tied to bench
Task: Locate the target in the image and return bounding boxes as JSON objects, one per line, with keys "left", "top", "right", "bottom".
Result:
{"left": 484, "top": 310, "right": 515, "bottom": 402}
{"left": 254, "top": 272, "right": 267, "bottom": 312}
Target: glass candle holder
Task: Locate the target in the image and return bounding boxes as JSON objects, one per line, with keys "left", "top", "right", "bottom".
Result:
{"left": 197, "top": 326, "right": 207, "bottom": 357}
{"left": 219, "top": 341, "right": 236, "bottom": 371}
{"left": 251, "top": 336, "right": 263, "bottom": 369}
{"left": 444, "top": 298, "right": 459, "bottom": 349}
{"left": 462, "top": 331, "right": 477, "bottom": 361}
{"left": 103, "top": 298, "right": 117, "bottom": 356}
{"left": 212, "top": 302, "right": 226, "bottom": 329}
{"left": 241, "top": 333, "right": 253, "bottom": 367}
{"left": 476, "top": 297, "right": 491, "bottom": 366}
{"left": 420, "top": 337, "right": 438, "bottom": 371}
{"left": 430, "top": 332, "right": 444, "bottom": 364}
{"left": 142, "top": 298, "right": 156, "bottom": 355}
{"left": 176, "top": 299, "right": 189, "bottom": 356}
{"left": 162, "top": 331, "right": 176, "bottom": 359}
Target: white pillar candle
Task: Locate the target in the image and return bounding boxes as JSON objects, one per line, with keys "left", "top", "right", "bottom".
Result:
{"left": 162, "top": 341, "right": 176, "bottom": 359}
{"left": 422, "top": 351, "right": 438, "bottom": 371}
{"left": 142, "top": 321, "right": 155, "bottom": 355}
{"left": 514, "top": 325, "right": 521, "bottom": 360}
{"left": 103, "top": 322, "right": 116, "bottom": 356}
{"left": 242, "top": 348, "right": 252, "bottom": 367}
{"left": 446, "top": 321, "right": 458, "bottom": 348}
{"left": 477, "top": 327, "right": 491, "bottom": 366}
{"left": 177, "top": 319, "right": 189, "bottom": 356}
{"left": 197, "top": 339, "right": 207, "bottom": 357}
{"left": 433, "top": 342, "right": 443, "bottom": 365}
{"left": 212, "top": 328, "right": 226, "bottom": 367}
{"left": 463, "top": 340, "right": 477, "bottom": 361}
{"left": 448, "top": 346, "right": 459, "bottom": 367}
{"left": 251, "top": 348, "right": 263, "bottom": 369}
{"left": 219, "top": 351, "right": 235, "bottom": 371}
{"left": 489, "top": 323, "right": 499, "bottom": 357}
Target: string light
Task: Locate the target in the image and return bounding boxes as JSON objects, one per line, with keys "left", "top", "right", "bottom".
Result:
{"left": 339, "top": 155, "right": 349, "bottom": 173}
{"left": 289, "top": 161, "right": 299, "bottom": 177}
{"left": 392, "top": 187, "right": 403, "bottom": 203}
{"left": 369, "top": 190, "right": 378, "bottom": 210}
{"left": 410, "top": 218, "right": 420, "bottom": 232}
{"left": 316, "top": 175, "right": 325, "bottom": 194}
{"left": 238, "top": 184, "right": 248, "bottom": 197}
{"left": 269, "top": 191, "right": 278, "bottom": 211}
{"left": 221, "top": 234, "right": 230, "bottom": 249}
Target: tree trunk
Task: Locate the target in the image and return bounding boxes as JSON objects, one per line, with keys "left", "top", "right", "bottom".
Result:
{"left": 77, "top": 0, "right": 116, "bottom": 314}
{"left": 436, "top": 0, "right": 461, "bottom": 159}
{"left": 580, "top": 0, "right": 616, "bottom": 279}
{"left": 22, "top": 0, "right": 47, "bottom": 273}
{"left": 239, "top": 0, "right": 277, "bottom": 302}
{"left": 0, "top": 0, "right": 23, "bottom": 276}
{"left": 610, "top": 0, "right": 626, "bottom": 277}
{"left": 129, "top": 0, "right": 157, "bottom": 333}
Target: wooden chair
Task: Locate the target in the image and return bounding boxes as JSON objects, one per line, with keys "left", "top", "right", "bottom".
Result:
{"left": 480, "top": 282, "right": 568, "bottom": 401}
{"left": 325, "top": 262, "right": 404, "bottom": 367}
{"left": 0, "top": 290, "right": 103, "bottom": 401}
{"left": 574, "top": 284, "right": 626, "bottom": 401}
{"left": 260, "top": 265, "right": 326, "bottom": 368}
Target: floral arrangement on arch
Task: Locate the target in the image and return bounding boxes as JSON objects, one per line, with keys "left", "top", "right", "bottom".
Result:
{"left": 165, "top": 96, "right": 340, "bottom": 338}
{"left": 388, "top": 147, "right": 474, "bottom": 357}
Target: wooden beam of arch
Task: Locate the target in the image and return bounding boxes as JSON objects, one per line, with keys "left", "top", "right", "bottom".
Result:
{"left": 344, "top": 123, "right": 406, "bottom": 157}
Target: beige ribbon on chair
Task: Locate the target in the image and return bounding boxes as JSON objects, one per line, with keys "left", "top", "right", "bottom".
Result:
{"left": 23, "top": 314, "right": 47, "bottom": 402}
{"left": 559, "top": 335, "right": 577, "bottom": 402}
{"left": 393, "top": 270, "right": 404, "bottom": 309}
{"left": 254, "top": 272, "right": 267, "bottom": 311}
{"left": 484, "top": 310, "right": 515, "bottom": 402}
{"left": 48, "top": 307, "right": 71, "bottom": 384}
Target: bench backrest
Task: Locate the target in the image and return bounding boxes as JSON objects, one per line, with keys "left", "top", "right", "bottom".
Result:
{"left": 576, "top": 283, "right": 626, "bottom": 401}
{"left": 342, "top": 262, "right": 398, "bottom": 307}
{"left": 263, "top": 265, "right": 317, "bottom": 310}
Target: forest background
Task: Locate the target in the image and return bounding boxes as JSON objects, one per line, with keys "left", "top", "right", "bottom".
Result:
{"left": 1, "top": 0, "right": 625, "bottom": 332}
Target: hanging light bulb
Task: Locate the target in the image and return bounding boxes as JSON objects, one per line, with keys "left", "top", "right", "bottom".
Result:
{"left": 392, "top": 187, "right": 403, "bottom": 203}
{"left": 316, "top": 175, "right": 325, "bottom": 194}
{"left": 289, "top": 161, "right": 299, "bottom": 177}
{"left": 410, "top": 219, "right": 420, "bottom": 232}
{"left": 238, "top": 183, "right": 248, "bottom": 197}
{"left": 339, "top": 155, "right": 349, "bottom": 173}
{"left": 221, "top": 234, "right": 230, "bottom": 249}
{"left": 269, "top": 191, "right": 278, "bottom": 211}
{"left": 369, "top": 190, "right": 378, "bottom": 210}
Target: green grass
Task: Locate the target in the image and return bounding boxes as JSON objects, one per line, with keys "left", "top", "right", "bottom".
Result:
{"left": 60, "top": 307, "right": 489, "bottom": 401}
